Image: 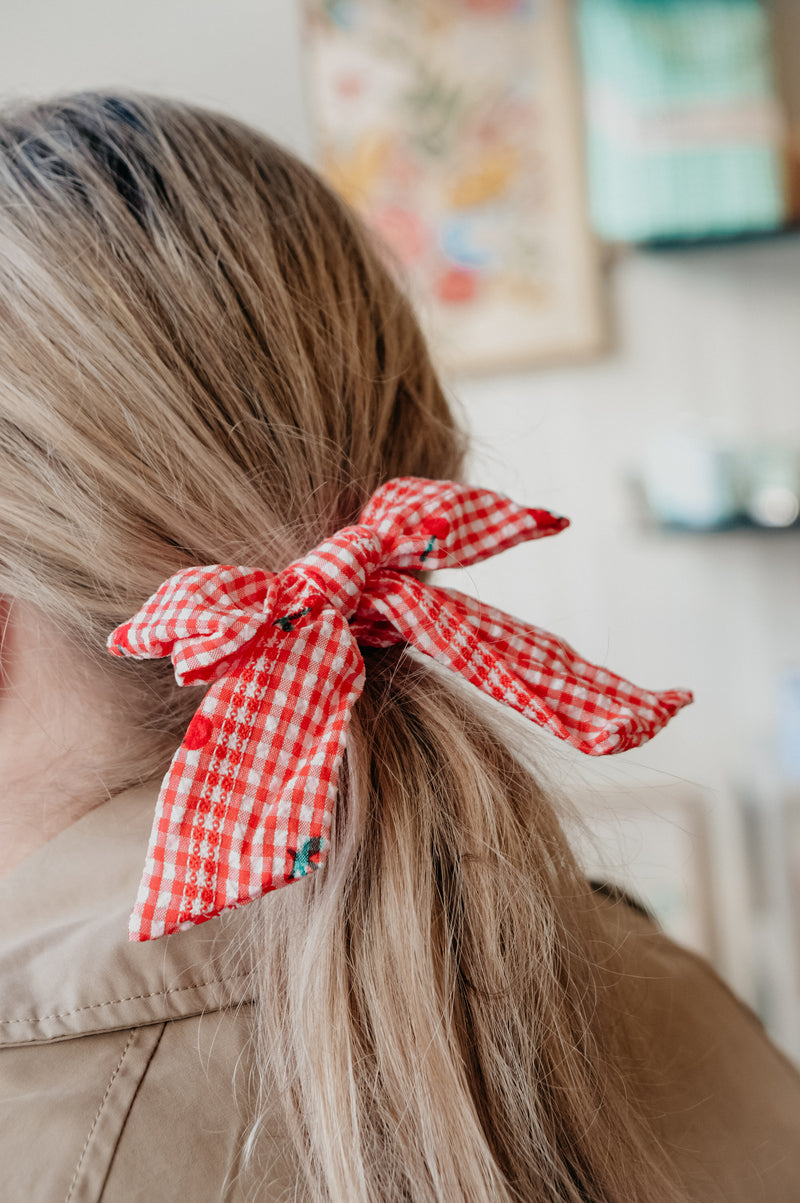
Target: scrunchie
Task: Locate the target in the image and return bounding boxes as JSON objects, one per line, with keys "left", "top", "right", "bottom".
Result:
{"left": 109, "top": 477, "right": 692, "bottom": 941}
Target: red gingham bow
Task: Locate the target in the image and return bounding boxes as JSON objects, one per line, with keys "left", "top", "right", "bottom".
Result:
{"left": 109, "top": 477, "right": 692, "bottom": 942}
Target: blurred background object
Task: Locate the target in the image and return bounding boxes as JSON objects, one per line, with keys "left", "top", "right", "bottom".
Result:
{"left": 637, "top": 426, "right": 800, "bottom": 531}
{"left": 768, "top": 0, "right": 800, "bottom": 221}
{"left": 2, "top": 0, "right": 800, "bottom": 1058}
{"left": 577, "top": 0, "right": 787, "bottom": 243}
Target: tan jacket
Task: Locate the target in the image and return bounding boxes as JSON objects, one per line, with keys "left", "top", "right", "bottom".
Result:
{"left": 0, "top": 783, "right": 296, "bottom": 1203}
{"left": 1, "top": 781, "right": 800, "bottom": 1202}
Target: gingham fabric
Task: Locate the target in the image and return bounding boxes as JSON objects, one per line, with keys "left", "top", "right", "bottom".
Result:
{"left": 109, "top": 477, "right": 692, "bottom": 942}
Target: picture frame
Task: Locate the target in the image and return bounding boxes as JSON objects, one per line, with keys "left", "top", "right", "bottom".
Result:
{"left": 568, "top": 783, "right": 717, "bottom": 959}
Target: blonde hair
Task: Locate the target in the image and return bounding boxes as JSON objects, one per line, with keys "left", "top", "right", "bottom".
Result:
{"left": 0, "top": 92, "right": 683, "bottom": 1202}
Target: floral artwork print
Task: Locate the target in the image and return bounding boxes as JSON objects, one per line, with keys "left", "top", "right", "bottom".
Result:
{"left": 304, "top": 0, "right": 603, "bottom": 373}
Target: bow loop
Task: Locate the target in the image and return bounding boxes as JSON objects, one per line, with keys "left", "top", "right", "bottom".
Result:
{"left": 359, "top": 477, "right": 568, "bottom": 570}
{"left": 110, "top": 565, "right": 275, "bottom": 686}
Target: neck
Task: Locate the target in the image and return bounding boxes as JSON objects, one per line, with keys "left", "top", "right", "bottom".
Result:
{"left": 0, "top": 601, "right": 127, "bottom": 877}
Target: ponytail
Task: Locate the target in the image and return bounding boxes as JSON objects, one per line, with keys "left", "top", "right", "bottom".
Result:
{"left": 249, "top": 649, "right": 683, "bottom": 1202}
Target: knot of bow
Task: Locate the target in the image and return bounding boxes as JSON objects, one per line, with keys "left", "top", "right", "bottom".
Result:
{"left": 109, "top": 477, "right": 692, "bottom": 942}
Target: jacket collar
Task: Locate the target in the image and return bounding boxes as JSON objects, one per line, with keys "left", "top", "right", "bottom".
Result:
{"left": 0, "top": 781, "right": 254, "bottom": 1046}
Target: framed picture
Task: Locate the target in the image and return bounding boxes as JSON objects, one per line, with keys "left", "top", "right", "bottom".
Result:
{"left": 304, "top": 0, "right": 604, "bottom": 375}
{"left": 568, "top": 784, "right": 717, "bottom": 959}
{"left": 744, "top": 783, "right": 800, "bottom": 1060}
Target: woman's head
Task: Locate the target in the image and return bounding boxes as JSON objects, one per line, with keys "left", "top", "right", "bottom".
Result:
{"left": 0, "top": 92, "right": 685, "bottom": 1203}
{"left": 0, "top": 90, "right": 464, "bottom": 653}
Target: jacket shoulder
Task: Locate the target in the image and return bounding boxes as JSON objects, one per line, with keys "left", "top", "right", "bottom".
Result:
{"left": 0, "top": 1002, "right": 300, "bottom": 1203}
{"left": 595, "top": 894, "right": 800, "bottom": 1202}
{"left": 0, "top": 1023, "right": 163, "bottom": 1202}
{"left": 102, "top": 1004, "right": 300, "bottom": 1203}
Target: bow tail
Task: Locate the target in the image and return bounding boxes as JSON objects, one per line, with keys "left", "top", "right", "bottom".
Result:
{"left": 130, "top": 609, "right": 365, "bottom": 941}
{"left": 358, "top": 573, "right": 692, "bottom": 756}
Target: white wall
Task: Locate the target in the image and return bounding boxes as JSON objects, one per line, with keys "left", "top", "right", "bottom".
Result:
{"left": 0, "top": 0, "right": 313, "bottom": 158}
{"left": 447, "top": 241, "right": 800, "bottom": 1028}
{"left": 450, "top": 238, "right": 800, "bottom": 794}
